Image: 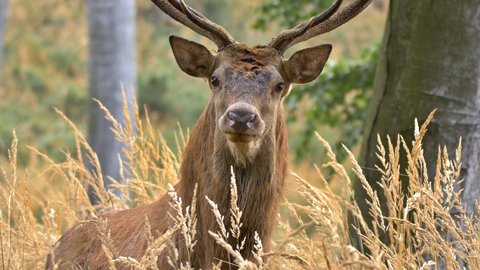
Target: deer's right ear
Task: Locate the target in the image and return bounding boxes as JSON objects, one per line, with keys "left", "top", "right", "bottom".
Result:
{"left": 169, "top": 36, "right": 215, "bottom": 78}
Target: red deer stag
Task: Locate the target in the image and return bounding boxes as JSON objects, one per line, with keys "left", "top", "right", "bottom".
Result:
{"left": 46, "top": 0, "right": 371, "bottom": 269}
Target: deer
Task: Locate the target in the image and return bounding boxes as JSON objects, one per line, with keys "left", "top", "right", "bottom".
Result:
{"left": 46, "top": 0, "right": 371, "bottom": 269}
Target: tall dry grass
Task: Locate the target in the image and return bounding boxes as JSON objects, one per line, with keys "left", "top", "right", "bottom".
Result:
{"left": 0, "top": 99, "right": 478, "bottom": 269}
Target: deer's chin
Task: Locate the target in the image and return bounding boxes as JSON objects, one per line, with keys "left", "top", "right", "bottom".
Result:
{"left": 225, "top": 132, "right": 256, "bottom": 143}
{"left": 226, "top": 137, "right": 261, "bottom": 166}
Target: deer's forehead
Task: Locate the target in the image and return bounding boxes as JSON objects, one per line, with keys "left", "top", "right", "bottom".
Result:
{"left": 215, "top": 45, "right": 284, "bottom": 81}
{"left": 217, "top": 45, "right": 283, "bottom": 68}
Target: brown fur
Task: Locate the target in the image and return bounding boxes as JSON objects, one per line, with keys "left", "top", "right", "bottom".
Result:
{"left": 46, "top": 41, "right": 329, "bottom": 269}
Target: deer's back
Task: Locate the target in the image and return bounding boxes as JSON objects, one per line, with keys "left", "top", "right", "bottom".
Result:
{"left": 46, "top": 198, "right": 169, "bottom": 269}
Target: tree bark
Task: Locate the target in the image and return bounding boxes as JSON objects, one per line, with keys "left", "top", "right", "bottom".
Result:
{"left": 355, "top": 0, "right": 480, "bottom": 244}
{"left": 0, "top": 0, "right": 8, "bottom": 78}
{"left": 86, "top": 0, "right": 137, "bottom": 204}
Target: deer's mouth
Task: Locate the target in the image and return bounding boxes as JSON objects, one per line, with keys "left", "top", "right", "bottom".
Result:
{"left": 224, "top": 132, "right": 257, "bottom": 143}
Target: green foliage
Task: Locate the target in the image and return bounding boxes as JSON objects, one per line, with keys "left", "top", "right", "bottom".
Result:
{"left": 138, "top": 64, "right": 209, "bottom": 128}
{"left": 138, "top": 68, "right": 174, "bottom": 118}
{"left": 288, "top": 44, "right": 378, "bottom": 160}
{"left": 253, "top": 0, "right": 334, "bottom": 30}
{"left": 0, "top": 1, "right": 88, "bottom": 162}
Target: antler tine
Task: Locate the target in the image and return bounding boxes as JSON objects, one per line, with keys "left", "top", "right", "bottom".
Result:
{"left": 151, "top": 0, "right": 237, "bottom": 49}
{"left": 268, "top": 0, "right": 342, "bottom": 54}
{"left": 268, "top": 0, "right": 372, "bottom": 54}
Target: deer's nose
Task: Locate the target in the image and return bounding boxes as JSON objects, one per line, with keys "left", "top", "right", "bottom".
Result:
{"left": 225, "top": 107, "right": 258, "bottom": 133}
{"left": 219, "top": 102, "right": 265, "bottom": 140}
{"left": 228, "top": 111, "right": 256, "bottom": 125}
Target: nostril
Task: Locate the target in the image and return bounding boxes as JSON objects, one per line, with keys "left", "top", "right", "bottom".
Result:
{"left": 228, "top": 111, "right": 256, "bottom": 123}
{"left": 246, "top": 116, "right": 256, "bottom": 129}
{"left": 246, "top": 114, "right": 256, "bottom": 123}
{"left": 226, "top": 112, "right": 235, "bottom": 127}
{"left": 227, "top": 111, "right": 238, "bottom": 122}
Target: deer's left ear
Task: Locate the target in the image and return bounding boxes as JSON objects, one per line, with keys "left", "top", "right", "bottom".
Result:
{"left": 283, "top": 44, "right": 332, "bottom": 84}
{"left": 169, "top": 36, "right": 216, "bottom": 78}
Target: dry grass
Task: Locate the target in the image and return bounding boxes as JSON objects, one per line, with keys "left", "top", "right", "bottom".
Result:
{"left": 0, "top": 99, "right": 478, "bottom": 269}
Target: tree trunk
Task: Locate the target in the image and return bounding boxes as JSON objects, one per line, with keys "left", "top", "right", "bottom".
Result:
{"left": 0, "top": 0, "right": 8, "bottom": 78}
{"left": 355, "top": 0, "right": 480, "bottom": 245}
{"left": 86, "top": 0, "right": 137, "bottom": 204}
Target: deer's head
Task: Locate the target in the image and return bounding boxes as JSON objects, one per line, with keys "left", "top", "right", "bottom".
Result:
{"left": 152, "top": 0, "right": 371, "bottom": 164}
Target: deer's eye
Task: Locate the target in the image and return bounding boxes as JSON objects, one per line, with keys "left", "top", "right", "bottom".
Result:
{"left": 211, "top": 76, "right": 220, "bottom": 87}
{"left": 273, "top": 82, "right": 285, "bottom": 94}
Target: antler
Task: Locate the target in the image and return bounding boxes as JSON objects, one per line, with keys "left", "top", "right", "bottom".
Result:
{"left": 151, "top": 0, "right": 237, "bottom": 49}
{"left": 268, "top": 0, "right": 372, "bottom": 54}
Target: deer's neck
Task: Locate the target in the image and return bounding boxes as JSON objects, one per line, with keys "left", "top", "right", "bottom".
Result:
{"left": 176, "top": 100, "right": 287, "bottom": 262}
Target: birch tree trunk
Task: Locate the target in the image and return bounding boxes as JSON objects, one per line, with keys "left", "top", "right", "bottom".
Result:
{"left": 86, "top": 0, "right": 136, "bottom": 204}
{"left": 355, "top": 0, "right": 480, "bottom": 247}
{"left": 0, "top": 0, "right": 8, "bottom": 78}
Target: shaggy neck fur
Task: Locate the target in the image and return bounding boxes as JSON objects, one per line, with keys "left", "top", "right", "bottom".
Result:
{"left": 175, "top": 99, "right": 288, "bottom": 268}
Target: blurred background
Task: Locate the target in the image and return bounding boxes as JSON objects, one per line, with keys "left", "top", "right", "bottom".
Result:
{"left": 0, "top": 0, "right": 386, "bottom": 181}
